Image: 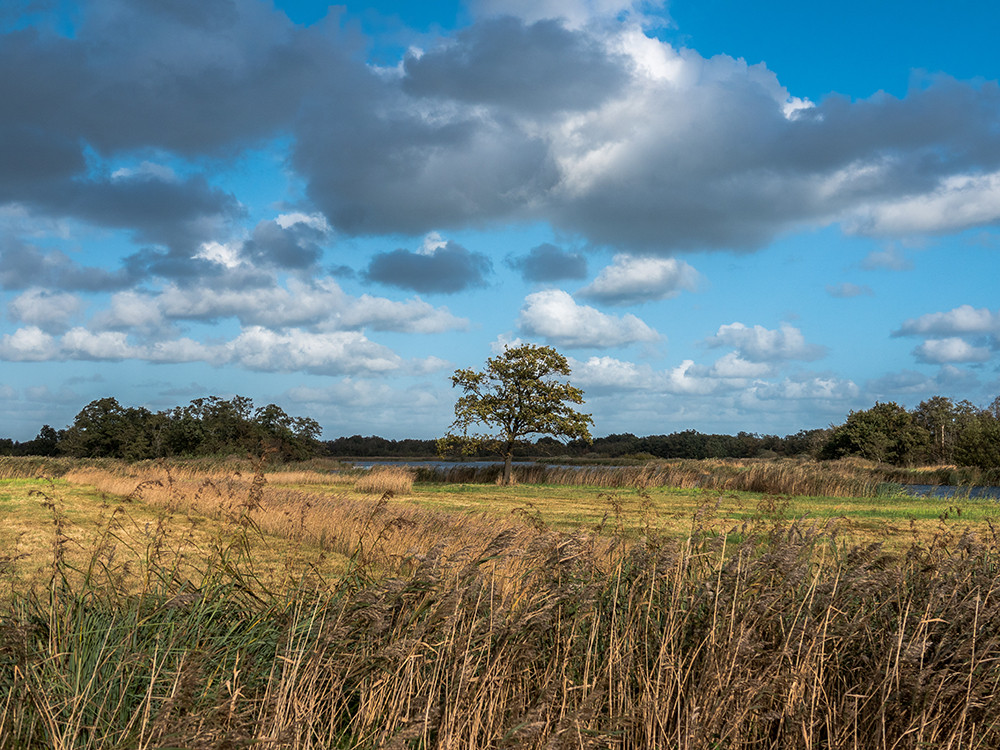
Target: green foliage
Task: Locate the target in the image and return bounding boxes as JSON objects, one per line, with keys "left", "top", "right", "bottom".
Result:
{"left": 821, "top": 401, "right": 930, "bottom": 465}
{"left": 953, "top": 411, "right": 1000, "bottom": 468}
{"left": 440, "top": 344, "right": 593, "bottom": 483}
{"left": 56, "top": 395, "right": 321, "bottom": 461}
{"left": 60, "top": 397, "right": 159, "bottom": 460}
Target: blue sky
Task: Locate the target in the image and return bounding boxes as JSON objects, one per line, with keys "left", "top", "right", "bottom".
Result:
{"left": 2, "top": 0, "right": 999, "bottom": 441}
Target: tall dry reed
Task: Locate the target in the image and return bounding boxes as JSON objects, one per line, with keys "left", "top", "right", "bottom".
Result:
{"left": 3, "top": 474, "right": 1000, "bottom": 749}
{"left": 419, "top": 457, "right": 914, "bottom": 497}
{"left": 353, "top": 465, "right": 415, "bottom": 496}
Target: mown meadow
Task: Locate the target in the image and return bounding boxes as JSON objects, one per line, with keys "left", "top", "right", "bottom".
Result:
{"left": 2, "top": 455, "right": 1000, "bottom": 748}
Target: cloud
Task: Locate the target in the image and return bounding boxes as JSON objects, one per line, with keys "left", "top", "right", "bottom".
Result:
{"left": 570, "top": 355, "right": 659, "bottom": 391}
{"left": 913, "top": 338, "right": 992, "bottom": 364}
{"left": 296, "top": 20, "right": 1000, "bottom": 253}
{"left": 489, "top": 332, "right": 526, "bottom": 354}
{"left": 0, "top": 0, "right": 339, "bottom": 161}
{"left": 0, "top": 326, "right": 58, "bottom": 361}
{"left": 23, "top": 384, "right": 81, "bottom": 405}
{"left": 285, "top": 378, "right": 450, "bottom": 438}
{"left": 0, "top": 0, "right": 346, "bottom": 268}
{"left": 241, "top": 217, "right": 327, "bottom": 270}
{"left": 134, "top": 278, "right": 467, "bottom": 334}
{"left": 577, "top": 254, "right": 699, "bottom": 305}
{"left": 92, "top": 291, "right": 169, "bottom": 333}
{"left": 744, "top": 375, "right": 860, "bottom": 402}
{"left": 826, "top": 282, "right": 873, "bottom": 298}
{"left": 0, "top": 242, "right": 136, "bottom": 291}
{"left": 364, "top": 241, "right": 492, "bottom": 294}
{"left": 61, "top": 328, "right": 138, "bottom": 360}
{"left": 570, "top": 352, "right": 783, "bottom": 398}
{"left": 24, "top": 170, "right": 242, "bottom": 256}
{"left": 7, "top": 289, "right": 83, "bottom": 332}
{"left": 506, "top": 243, "right": 588, "bottom": 282}
{"left": 146, "top": 337, "right": 217, "bottom": 364}
{"left": 867, "top": 365, "right": 982, "bottom": 398}
{"left": 6, "top": 3, "right": 1000, "bottom": 258}
{"left": 846, "top": 171, "right": 1000, "bottom": 236}
{"left": 402, "top": 17, "right": 630, "bottom": 114}
{"left": 705, "top": 322, "right": 827, "bottom": 362}
{"left": 0, "top": 317, "right": 450, "bottom": 376}
{"left": 468, "top": 0, "right": 666, "bottom": 28}
{"left": 663, "top": 359, "right": 718, "bottom": 395}
{"left": 893, "top": 305, "right": 1000, "bottom": 337}
{"left": 709, "top": 352, "right": 773, "bottom": 378}
{"left": 860, "top": 245, "right": 912, "bottom": 271}
{"left": 518, "top": 289, "right": 659, "bottom": 347}
{"left": 224, "top": 327, "right": 407, "bottom": 375}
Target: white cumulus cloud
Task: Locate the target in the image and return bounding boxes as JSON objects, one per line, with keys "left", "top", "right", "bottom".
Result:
{"left": 518, "top": 289, "right": 659, "bottom": 348}
{"left": 577, "top": 254, "right": 700, "bottom": 305}
{"left": 224, "top": 326, "right": 406, "bottom": 375}
{"left": 710, "top": 352, "right": 773, "bottom": 378}
{"left": 570, "top": 355, "right": 658, "bottom": 390}
{"left": 61, "top": 328, "right": 138, "bottom": 360}
{"left": 0, "top": 326, "right": 59, "bottom": 361}
{"left": 7, "top": 289, "right": 83, "bottom": 332}
{"left": 151, "top": 278, "right": 466, "bottom": 334}
{"left": 705, "top": 322, "right": 826, "bottom": 362}
{"left": 846, "top": 171, "right": 1000, "bottom": 236}
{"left": 913, "top": 337, "right": 992, "bottom": 364}
{"left": 92, "top": 291, "right": 167, "bottom": 332}
{"left": 894, "top": 305, "right": 999, "bottom": 337}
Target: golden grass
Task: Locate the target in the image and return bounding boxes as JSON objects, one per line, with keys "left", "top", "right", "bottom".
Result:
{"left": 5, "top": 495, "right": 1000, "bottom": 747}
{"left": 33, "top": 458, "right": 998, "bottom": 555}
{"left": 53, "top": 463, "right": 534, "bottom": 584}
{"left": 4, "top": 457, "right": 1000, "bottom": 747}
{"left": 423, "top": 456, "right": 893, "bottom": 496}
{"left": 352, "top": 465, "right": 415, "bottom": 496}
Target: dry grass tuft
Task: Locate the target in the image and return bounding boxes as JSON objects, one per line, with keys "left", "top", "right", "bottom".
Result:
{"left": 353, "top": 465, "right": 415, "bottom": 496}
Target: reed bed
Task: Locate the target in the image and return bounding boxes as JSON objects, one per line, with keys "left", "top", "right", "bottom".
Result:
{"left": 353, "top": 465, "right": 416, "bottom": 496}
{"left": 6, "top": 455, "right": 996, "bottom": 499}
{"left": 2, "top": 479, "right": 1000, "bottom": 748}
{"left": 418, "top": 457, "right": 891, "bottom": 496}
{"left": 0, "top": 456, "right": 81, "bottom": 479}
{"left": 57, "top": 463, "right": 523, "bottom": 577}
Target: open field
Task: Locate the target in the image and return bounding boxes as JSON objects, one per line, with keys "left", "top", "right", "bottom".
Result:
{"left": 2, "top": 457, "right": 1000, "bottom": 748}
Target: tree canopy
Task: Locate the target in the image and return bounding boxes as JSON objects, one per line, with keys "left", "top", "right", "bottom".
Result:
{"left": 440, "top": 344, "right": 593, "bottom": 484}
{"left": 820, "top": 402, "right": 930, "bottom": 465}
{"left": 17, "top": 395, "right": 322, "bottom": 461}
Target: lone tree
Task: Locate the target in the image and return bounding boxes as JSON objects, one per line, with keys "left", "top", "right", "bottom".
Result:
{"left": 440, "top": 344, "right": 593, "bottom": 485}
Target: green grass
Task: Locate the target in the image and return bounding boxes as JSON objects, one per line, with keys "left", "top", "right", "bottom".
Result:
{"left": 260, "top": 472, "right": 1000, "bottom": 555}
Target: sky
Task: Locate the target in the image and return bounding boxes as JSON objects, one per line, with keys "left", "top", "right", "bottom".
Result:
{"left": 1, "top": 0, "right": 999, "bottom": 442}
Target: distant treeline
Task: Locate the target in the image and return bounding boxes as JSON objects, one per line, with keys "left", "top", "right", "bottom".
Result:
{"left": 3, "top": 394, "right": 1000, "bottom": 468}
{"left": 323, "top": 429, "right": 831, "bottom": 461}
{"left": 299, "top": 395, "right": 1000, "bottom": 469}
{"left": 0, "top": 396, "right": 321, "bottom": 461}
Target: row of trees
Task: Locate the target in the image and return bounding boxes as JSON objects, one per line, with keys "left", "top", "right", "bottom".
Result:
{"left": 323, "top": 430, "right": 832, "bottom": 461}
{"left": 821, "top": 396, "right": 1000, "bottom": 467}
{"left": 432, "top": 347, "right": 999, "bottom": 468}
{"left": 6, "top": 396, "right": 999, "bottom": 468}
{"left": 0, "top": 396, "right": 321, "bottom": 460}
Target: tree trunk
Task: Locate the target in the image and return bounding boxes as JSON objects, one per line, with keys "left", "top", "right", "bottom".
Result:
{"left": 502, "top": 452, "right": 513, "bottom": 485}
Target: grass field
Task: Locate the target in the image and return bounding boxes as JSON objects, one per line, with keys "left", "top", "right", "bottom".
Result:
{"left": 2, "top": 457, "right": 1000, "bottom": 748}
